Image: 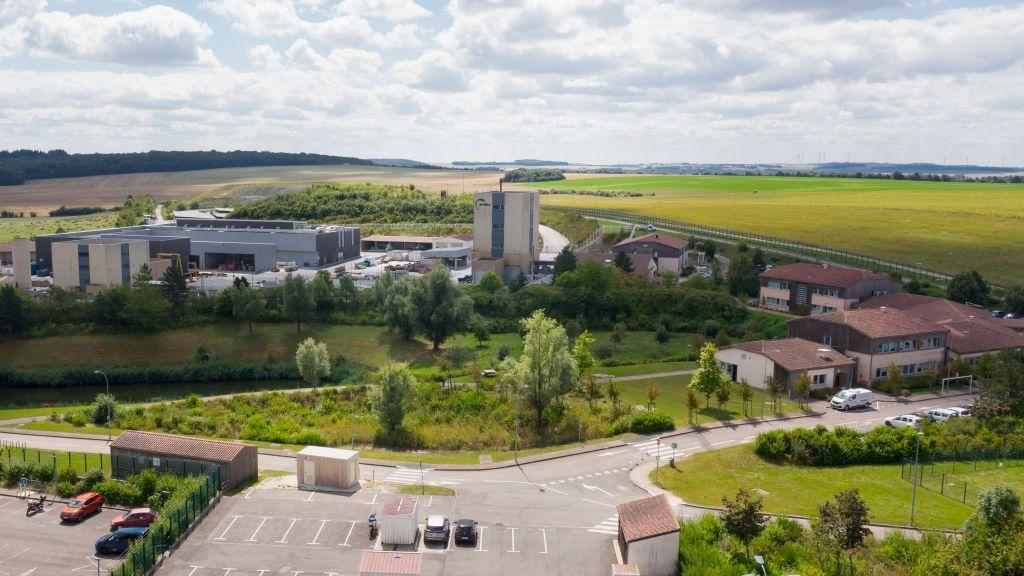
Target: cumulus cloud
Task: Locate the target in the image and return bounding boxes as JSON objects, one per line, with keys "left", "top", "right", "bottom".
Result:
{"left": 335, "top": 0, "right": 431, "bottom": 22}
{"left": 1, "top": 5, "right": 215, "bottom": 66}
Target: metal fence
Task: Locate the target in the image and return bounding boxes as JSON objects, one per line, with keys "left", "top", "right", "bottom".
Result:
{"left": 549, "top": 206, "right": 961, "bottom": 286}
{"left": 1, "top": 440, "right": 110, "bottom": 479}
{"left": 112, "top": 463, "right": 221, "bottom": 576}
{"left": 901, "top": 447, "right": 1024, "bottom": 507}
{"left": 111, "top": 452, "right": 219, "bottom": 480}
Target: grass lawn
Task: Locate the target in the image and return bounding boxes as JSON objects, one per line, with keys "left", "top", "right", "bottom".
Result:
{"left": 598, "top": 361, "right": 694, "bottom": 377}
{"left": 616, "top": 375, "right": 803, "bottom": 426}
{"left": 538, "top": 174, "right": 1024, "bottom": 284}
{"left": 655, "top": 443, "right": 977, "bottom": 530}
{"left": 0, "top": 212, "right": 118, "bottom": 243}
{"left": 0, "top": 444, "right": 111, "bottom": 476}
{"left": 0, "top": 406, "right": 81, "bottom": 421}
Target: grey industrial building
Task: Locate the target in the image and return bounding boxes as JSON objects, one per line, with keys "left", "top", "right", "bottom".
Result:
{"left": 35, "top": 218, "right": 360, "bottom": 275}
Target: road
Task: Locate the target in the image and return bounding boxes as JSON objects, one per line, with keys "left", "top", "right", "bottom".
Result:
{"left": 539, "top": 224, "right": 569, "bottom": 260}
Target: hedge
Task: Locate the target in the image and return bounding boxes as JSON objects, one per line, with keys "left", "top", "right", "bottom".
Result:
{"left": 0, "top": 361, "right": 301, "bottom": 388}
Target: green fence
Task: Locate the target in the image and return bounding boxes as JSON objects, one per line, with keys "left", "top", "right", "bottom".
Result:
{"left": 0, "top": 440, "right": 110, "bottom": 486}
{"left": 901, "top": 447, "right": 1024, "bottom": 507}
{"left": 112, "top": 463, "right": 221, "bottom": 576}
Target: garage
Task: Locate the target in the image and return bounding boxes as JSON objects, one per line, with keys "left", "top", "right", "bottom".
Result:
{"left": 109, "top": 430, "right": 258, "bottom": 488}
{"left": 296, "top": 446, "right": 360, "bottom": 492}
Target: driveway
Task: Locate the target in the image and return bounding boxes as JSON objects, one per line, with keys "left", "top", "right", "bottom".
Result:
{"left": 539, "top": 225, "right": 569, "bottom": 260}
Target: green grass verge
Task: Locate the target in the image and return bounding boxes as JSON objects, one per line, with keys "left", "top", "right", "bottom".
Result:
{"left": 398, "top": 485, "right": 456, "bottom": 496}
{"left": 654, "top": 443, "right": 983, "bottom": 530}
{"left": 539, "top": 174, "right": 1024, "bottom": 284}
{"left": 597, "top": 361, "right": 694, "bottom": 377}
{"left": 0, "top": 406, "right": 79, "bottom": 421}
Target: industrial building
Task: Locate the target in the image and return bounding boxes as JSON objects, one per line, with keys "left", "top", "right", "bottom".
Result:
{"left": 109, "top": 430, "right": 258, "bottom": 488}
{"left": 32, "top": 218, "right": 360, "bottom": 288}
{"left": 472, "top": 190, "right": 539, "bottom": 282}
{"left": 50, "top": 237, "right": 152, "bottom": 291}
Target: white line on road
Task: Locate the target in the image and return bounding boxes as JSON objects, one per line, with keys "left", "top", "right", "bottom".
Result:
{"left": 307, "top": 520, "right": 329, "bottom": 545}
{"left": 540, "top": 528, "right": 548, "bottom": 554}
{"left": 541, "top": 485, "right": 568, "bottom": 496}
{"left": 305, "top": 491, "right": 315, "bottom": 502}
{"left": 581, "top": 498, "right": 616, "bottom": 508}
{"left": 246, "top": 517, "right": 269, "bottom": 542}
{"left": 276, "top": 518, "right": 298, "bottom": 543}
{"left": 711, "top": 440, "right": 735, "bottom": 446}
{"left": 222, "top": 569, "right": 235, "bottom": 576}
{"left": 370, "top": 493, "right": 378, "bottom": 506}
{"left": 5, "top": 548, "right": 30, "bottom": 562}
{"left": 507, "top": 527, "right": 518, "bottom": 553}
{"left": 596, "top": 450, "right": 628, "bottom": 457}
{"left": 476, "top": 526, "right": 487, "bottom": 552}
{"left": 244, "top": 488, "right": 253, "bottom": 500}
{"left": 582, "top": 484, "right": 614, "bottom": 498}
{"left": 16, "top": 568, "right": 36, "bottom": 576}
{"left": 340, "top": 520, "right": 356, "bottom": 547}
{"left": 187, "top": 567, "right": 200, "bottom": 576}
{"left": 214, "top": 516, "right": 240, "bottom": 540}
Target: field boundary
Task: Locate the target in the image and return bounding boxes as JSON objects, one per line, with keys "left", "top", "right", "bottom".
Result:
{"left": 551, "top": 206, "right": 962, "bottom": 286}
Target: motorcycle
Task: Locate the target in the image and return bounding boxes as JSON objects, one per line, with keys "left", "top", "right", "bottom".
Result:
{"left": 368, "top": 513, "right": 379, "bottom": 539}
{"left": 26, "top": 495, "right": 45, "bottom": 516}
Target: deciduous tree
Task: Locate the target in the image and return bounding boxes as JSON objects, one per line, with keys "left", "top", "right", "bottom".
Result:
{"left": 690, "top": 343, "right": 728, "bottom": 408}
{"left": 721, "top": 488, "right": 768, "bottom": 558}
{"left": 409, "top": 266, "right": 473, "bottom": 350}
{"left": 283, "top": 273, "right": 315, "bottom": 333}
{"left": 371, "top": 363, "right": 414, "bottom": 436}
{"left": 502, "top": 311, "right": 578, "bottom": 427}
{"left": 233, "top": 286, "right": 266, "bottom": 334}
{"left": 295, "top": 338, "right": 331, "bottom": 388}
{"left": 553, "top": 245, "right": 577, "bottom": 277}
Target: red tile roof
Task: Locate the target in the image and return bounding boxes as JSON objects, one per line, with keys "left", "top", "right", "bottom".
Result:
{"left": 802, "top": 308, "right": 944, "bottom": 339}
{"left": 358, "top": 551, "right": 422, "bottom": 575}
{"left": 725, "top": 338, "right": 854, "bottom": 372}
{"left": 109, "top": 430, "right": 249, "bottom": 463}
{"left": 761, "top": 263, "right": 890, "bottom": 288}
{"left": 616, "top": 494, "right": 679, "bottom": 543}
{"left": 614, "top": 233, "right": 687, "bottom": 251}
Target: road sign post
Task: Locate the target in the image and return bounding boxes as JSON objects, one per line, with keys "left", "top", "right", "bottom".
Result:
{"left": 671, "top": 442, "right": 677, "bottom": 467}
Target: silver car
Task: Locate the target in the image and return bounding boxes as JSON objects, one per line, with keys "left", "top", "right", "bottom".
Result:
{"left": 424, "top": 514, "right": 450, "bottom": 543}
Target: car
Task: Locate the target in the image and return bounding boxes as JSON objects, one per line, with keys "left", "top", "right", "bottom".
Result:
{"left": 61, "top": 492, "right": 103, "bottom": 522}
{"left": 645, "top": 224, "right": 656, "bottom": 231}
{"left": 95, "top": 527, "right": 148, "bottom": 555}
{"left": 454, "top": 519, "right": 479, "bottom": 545}
{"left": 886, "top": 414, "right": 923, "bottom": 429}
{"left": 1006, "top": 313, "right": 1017, "bottom": 319}
{"left": 423, "top": 514, "right": 450, "bottom": 543}
{"left": 830, "top": 388, "right": 873, "bottom": 411}
{"left": 924, "top": 408, "right": 958, "bottom": 422}
{"left": 947, "top": 406, "right": 972, "bottom": 418}
{"left": 110, "top": 508, "right": 157, "bottom": 531}
{"left": 991, "top": 310, "right": 1003, "bottom": 317}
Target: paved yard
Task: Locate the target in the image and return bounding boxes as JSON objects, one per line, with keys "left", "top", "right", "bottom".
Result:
{"left": 0, "top": 493, "right": 125, "bottom": 576}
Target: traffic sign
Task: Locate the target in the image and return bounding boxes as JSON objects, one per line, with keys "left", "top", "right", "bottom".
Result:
{"left": 671, "top": 442, "right": 677, "bottom": 449}
{"left": 20, "top": 477, "right": 28, "bottom": 486}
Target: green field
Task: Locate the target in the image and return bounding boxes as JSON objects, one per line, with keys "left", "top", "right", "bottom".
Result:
{"left": 539, "top": 174, "right": 1024, "bottom": 284}
{"left": 654, "top": 443, "right": 1020, "bottom": 529}
{"left": 617, "top": 375, "right": 802, "bottom": 426}
{"left": 0, "top": 212, "right": 118, "bottom": 243}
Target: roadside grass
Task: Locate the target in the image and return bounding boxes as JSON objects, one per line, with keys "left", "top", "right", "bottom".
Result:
{"left": 654, "top": 443, "right": 977, "bottom": 530}
{"left": 615, "top": 375, "right": 804, "bottom": 427}
{"left": 538, "top": 174, "right": 1024, "bottom": 284}
{"left": 597, "top": 361, "right": 694, "bottom": 377}
{"left": 0, "top": 406, "right": 77, "bottom": 421}
{"left": 0, "top": 444, "right": 111, "bottom": 476}
{"left": 398, "top": 485, "right": 456, "bottom": 496}
{"left": 0, "top": 212, "right": 118, "bottom": 243}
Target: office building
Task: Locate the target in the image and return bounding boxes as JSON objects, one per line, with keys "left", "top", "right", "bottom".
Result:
{"left": 472, "top": 190, "right": 539, "bottom": 282}
{"left": 51, "top": 237, "right": 151, "bottom": 291}
{"left": 760, "top": 263, "right": 901, "bottom": 315}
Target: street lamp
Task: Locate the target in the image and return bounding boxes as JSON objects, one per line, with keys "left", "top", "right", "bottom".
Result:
{"left": 910, "top": 431, "right": 924, "bottom": 526}
{"left": 93, "top": 370, "right": 111, "bottom": 442}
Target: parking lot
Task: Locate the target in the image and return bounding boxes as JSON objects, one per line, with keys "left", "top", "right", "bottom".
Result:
{"left": 159, "top": 482, "right": 615, "bottom": 576}
{"left": 0, "top": 493, "right": 127, "bottom": 576}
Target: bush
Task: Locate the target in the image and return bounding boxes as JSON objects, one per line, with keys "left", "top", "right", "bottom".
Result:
{"left": 755, "top": 424, "right": 923, "bottom": 465}
{"left": 76, "top": 469, "right": 106, "bottom": 493}
{"left": 628, "top": 410, "right": 674, "bottom": 434}
{"left": 57, "top": 467, "right": 78, "bottom": 485}
{"left": 809, "top": 387, "right": 839, "bottom": 401}
{"left": 593, "top": 342, "right": 615, "bottom": 360}
{"left": 56, "top": 481, "right": 76, "bottom": 497}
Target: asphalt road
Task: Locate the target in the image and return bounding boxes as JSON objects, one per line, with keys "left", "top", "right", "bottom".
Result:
{"left": 539, "top": 225, "right": 569, "bottom": 260}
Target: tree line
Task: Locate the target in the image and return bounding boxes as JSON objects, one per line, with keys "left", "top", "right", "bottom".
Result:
{"left": 499, "top": 168, "right": 566, "bottom": 183}
{"left": 0, "top": 149, "right": 372, "bottom": 186}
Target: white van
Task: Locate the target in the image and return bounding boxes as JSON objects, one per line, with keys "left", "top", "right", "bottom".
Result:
{"left": 830, "top": 388, "right": 873, "bottom": 411}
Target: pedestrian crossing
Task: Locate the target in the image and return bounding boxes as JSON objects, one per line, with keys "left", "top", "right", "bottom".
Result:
{"left": 385, "top": 466, "right": 427, "bottom": 485}
{"left": 588, "top": 515, "right": 619, "bottom": 535}
{"left": 629, "top": 438, "right": 678, "bottom": 460}
{"left": 538, "top": 468, "right": 630, "bottom": 486}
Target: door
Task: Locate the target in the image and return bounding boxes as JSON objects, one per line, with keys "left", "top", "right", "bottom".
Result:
{"left": 837, "top": 371, "right": 847, "bottom": 388}
{"left": 303, "top": 460, "right": 316, "bottom": 486}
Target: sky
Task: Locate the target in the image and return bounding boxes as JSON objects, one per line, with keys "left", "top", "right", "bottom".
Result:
{"left": 0, "top": 0, "right": 1022, "bottom": 166}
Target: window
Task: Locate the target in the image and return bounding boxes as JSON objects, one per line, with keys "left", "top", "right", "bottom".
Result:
{"left": 766, "top": 280, "right": 789, "bottom": 290}
{"left": 921, "top": 336, "right": 940, "bottom": 349}
{"left": 812, "top": 374, "right": 827, "bottom": 386}
{"left": 812, "top": 286, "right": 839, "bottom": 298}
{"left": 901, "top": 364, "right": 915, "bottom": 376}
{"left": 899, "top": 339, "right": 917, "bottom": 351}
{"left": 812, "top": 304, "right": 837, "bottom": 313}
{"left": 765, "top": 297, "right": 789, "bottom": 307}
{"left": 877, "top": 341, "right": 897, "bottom": 353}
{"left": 823, "top": 335, "right": 832, "bottom": 346}
{"left": 919, "top": 361, "right": 937, "bottom": 372}
{"left": 875, "top": 367, "right": 888, "bottom": 379}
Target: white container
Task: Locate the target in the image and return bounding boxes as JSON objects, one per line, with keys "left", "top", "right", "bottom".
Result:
{"left": 379, "top": 498, "right": 419, "bottom": 546}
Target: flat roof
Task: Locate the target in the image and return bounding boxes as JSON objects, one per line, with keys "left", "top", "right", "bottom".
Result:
{"left": 423, "top": 246, "right": 471, "bottom": 257}
{"left": 58, "top": 237, "right": 143, "bottom": 245}
{"left": 380, "top": 497, "right": 418, "bottom": 517}
{"left": 362, "top": 234, "right": 441, "bottom": 243}
{"left": 298, "top": 446, "right": 358, "bottom": 460}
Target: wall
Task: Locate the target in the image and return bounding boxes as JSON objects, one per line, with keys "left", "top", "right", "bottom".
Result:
{"left": 625, "top": 534, "right": 678, "bottom": 576}
{"left": 716, "top": 348, "right": 774, "bottom": 388}
{"left": 51, "top": 242, "right": 79, "bottom": 289}
{"left": 297, "top": 454, "right": 358, "bottom": 491}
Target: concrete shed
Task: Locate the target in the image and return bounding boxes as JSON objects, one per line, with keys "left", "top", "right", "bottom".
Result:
{"left": 109, "top": 430, "right": 257, "bottom": 489}
{"left": 296, "top": 446, "right": 360, "bottom": 492}
{"left": 358, "top": 551, "right": 421, "bottom": 576}
{"left": 617, "top": 495, "right": 680, "bottom": 576}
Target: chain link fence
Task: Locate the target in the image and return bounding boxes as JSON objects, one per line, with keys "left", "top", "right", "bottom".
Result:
{"left": 901, "top": 447, "right": 1024, "bottom": 507}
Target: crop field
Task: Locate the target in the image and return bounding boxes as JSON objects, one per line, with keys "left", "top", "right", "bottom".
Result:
{"left": 0, "top": 212, "right": 118, "bottom": 243}
{"left": 0, "top": 164, "right": 502, "bottom": 213}
{"left": 537, "top": 174, "right": 1024, "bottom": 284}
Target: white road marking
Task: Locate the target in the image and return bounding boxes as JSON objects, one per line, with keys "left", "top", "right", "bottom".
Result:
{"left": 596, "top": 449, "right": 629, "bottom": 457}
{"left": 276, "top": 518, "right": 298, "bottom": 543}
{"left": 427, "top": 496, "right": 433, "bottom": 508}
{"left": 588, "top": 515, "right": 619, "bottom": 535}
{"left": 370, "top": 493, "right": 378, "bottom": 506}
{"left": 539, "top": 528, "right": 548, "bottom": 554}
{"left": 214, "top": 516, "right": 240, "bottom": 540}
{"left": 507, "top": 527, "right": 518, "bottom": 553}
{"left": 16, "top": 568, "right": 36, "bottom": 576}
{"left": 743, "top": 435, "right": 756, "bottom": 440}
{"left": 710, "top": 440, "right": 735, "bottom": 446}
{"left": 243, "top": 488, "right": 253, "bottom": 500}
{"left": 256, "top": 571, "right": 268, "bottom": 576}
{"left": 222, "top": 569, "right": 235, "bottom": 576}
{"left": 5, "top": 548, "right": 31, "bottom": 562}
{"left": 307, "top": 519, "right": 329, "bottom": 545}
{"left": 582, "top": 484, "right": 614, "bottom": 498}
{"left": 187, "top": 567, "right": 200, "bottom": 576}
{"left": 246, "top": 517, "right": 269, "bottom": 542}
{"left": 581, "top": 498, "right": 616, "bottom": 508}
{"left": 476, "top": 526, "right": 487, "bottom": 552}
{"left": 542, "top": 485, "right": 568, "bottom": 496}
{"left": 305, "top": 491, "right": 315, "bottom": 502}
{"left": 340, "top": 520, "right": 357, "bottom": 547}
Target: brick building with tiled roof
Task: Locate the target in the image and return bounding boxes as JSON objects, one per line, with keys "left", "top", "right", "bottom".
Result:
{"left": 109, "top": 430, "right": 257, "bottom": 488}
{"left": 759, "top": 262, "right": 901, "bottom": 315}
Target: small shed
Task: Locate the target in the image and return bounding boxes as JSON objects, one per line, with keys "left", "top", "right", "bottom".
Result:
{"left": 109, "top": 430, "right": 258, "bottom": 488}
{"left": 617, "top": 495, "right": 680, "bottom": 576}
{"left": 296, "top": 446, "right": 359, "bottom": 492}
{"left": 379, "top": 497, "right": 420, "bottom": 546}
{"left": 358, "top": 551, "right": 422, "bottom": 576}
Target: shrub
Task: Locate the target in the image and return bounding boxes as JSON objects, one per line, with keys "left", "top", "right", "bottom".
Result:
{"left": 593, "top": 342, "right": 615, "bottom": 360}
{"left": 76, "top": 469, "right": 106, "bottom": 493}
{"left": 57, "top": 467, "right": 78, "bottom": 485}
{"left": 628, "top": 410, "right": 674, "bottom": 434}
{"left": 755, "top": 429, "right": 789, "bottom": 461}
{"left": 56, "top": 481, "right": 76, "bottom": 497}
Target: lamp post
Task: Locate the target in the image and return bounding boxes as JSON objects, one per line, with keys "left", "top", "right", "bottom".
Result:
{"left": 93, "top": 370, "right": 111, "bottom": 442}
{"left": 910, "top": 431, "right": 924, "bottom": 526}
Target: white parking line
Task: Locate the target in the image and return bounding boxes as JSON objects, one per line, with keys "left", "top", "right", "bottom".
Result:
{"left": 246, "top": 517, "right": 269, "bottom": 542}
{"left": 507, "top": 527, "right": 518, "bottom": 553}
{"left": 214, "top": 516, "right": 240, "bottom": 540}
{"left": 222, "top": 569, "right": 235, "bottom": 576}
{"left": 243, "top": 488, "right": 253, "bottom": 500}
{"left": 4, "top": 547, "right": 30, "bottom": 562}
{"left": 276, "top": 518, "right": 298, "bottom": 543}
{"left": 16, "top": 568, "right": 36, "bottom": 576}
{"left": 305, "top": 491, "right": 315, "bottom": 502}
{"left": 340, "top": 520, "right": 357, "bottom": 547}
{"left": 539, "top": 528, "right": 548, "bottom": 554}
{"left": 187, "top": 567, "right": 200, "bottom": 576}
{"left": 476, "top": 526, "right": 487, "bottom": 552}
{"left": 307, "top": 520, "right": 329, "bottom": 545}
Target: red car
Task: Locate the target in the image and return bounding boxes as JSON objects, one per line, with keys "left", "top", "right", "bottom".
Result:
{"left": 61, "top": 492, "right": 104, "bottom": 522}
{"left": 110, "top": 508, "right": 157, "bottom": 531}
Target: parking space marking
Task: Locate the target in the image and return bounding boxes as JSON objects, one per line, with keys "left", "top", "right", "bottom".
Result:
{"left": 305, "top": 491, "right": 315, "bottom": 502}
{"left": 243, "top": 488, "right": 253, "bottom": 500}
{"left": 540, "top": 528, "right": 548, "bottom": 554}
{"left": 245, "top": 517, "right": 269, "bottom": 542}
{"left": 306, "top": 519, "right": 329, "bottom": 545}
{"left": 4, "top": 547, "right": 30, "bottom": 562}
{"left": 339, "top": 520, "right": 356, "bottom": 547}
{"left": 581, "top": 498, "right": 616, "bottom": 508}
{"left": 507, "top": 527, "right": 518, "bottom": 553}
{"left": 221, "top": 569, "right": 235, "bottom": 576}
{"left": 17, "top": 568, "right": 37, "bottom": 576}
{"left": 476, "top": 526, "right": 487, "bottom": 552}
{"left": 188, "top": 567, "right": 200, "bottom": 576}
{"left": 214, "top": 516, "right": 241, "bottom": 540}
{"left": 276, "top": 518, "right": 299, "bottom": 543}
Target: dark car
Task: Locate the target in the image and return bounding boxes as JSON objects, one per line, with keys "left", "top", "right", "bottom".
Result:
{"left": 61, "top": 492, "right": 103, "bottom": 522}
{"left": 110, "top": 508, "right": 157, "bottom": 531}
{"left": 95, "top": 527, "right": 149, "bottom": 555}
{"left": 424, "top": 514, "right": 450, "bottom": 543}
{"left": 454, "top": 519, "right": 479, "bottom": 544}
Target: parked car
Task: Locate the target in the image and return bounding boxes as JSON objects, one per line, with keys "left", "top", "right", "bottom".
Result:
{"left": 60, "top": 492, "right": 103, "bottom": 522}
{"left": 925, "top": 408, "right": 958, "bottom": 422}
{"left": 95, "top": 527, "right": 148, "bottom": 555}
{"left": 886, "top": 414, "right": 923, "bottom": 429}
{"left": 110, "top": 508, "right": 157, "bottom": 531}
{"left": 947, "top": 406, "right": 972, "bottom": 418}
{"left": 454, "top": 519, "right": 479, "bottom": 544}
{"left": 991, "top": 310, "right": 1003, "bottom": 317}
{"left": 423, "top": 514, "right": 450, "bottom": 543}
{"left": 645, "top": 224, "right": 656, "bottom": 231}
{"left": 830, "top": 388, "right": 873, "bottom": 411}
